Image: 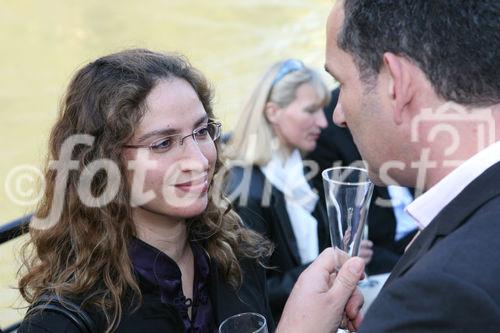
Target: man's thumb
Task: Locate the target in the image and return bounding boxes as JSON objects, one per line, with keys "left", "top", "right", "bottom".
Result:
{"left": 330, "top": 257, "right": 365, "bottom": 302}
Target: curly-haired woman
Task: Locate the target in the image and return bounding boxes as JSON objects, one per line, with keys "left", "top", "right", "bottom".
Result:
{"left": 18, "top": 49, "right": 274, "bottom": 333}
{"left": 17, "top": 48, "right": 365, "bottom": 333}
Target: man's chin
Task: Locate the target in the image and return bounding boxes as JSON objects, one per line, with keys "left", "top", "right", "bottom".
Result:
{"left": 367, "top": 171, "right": 385, "bottom": 187}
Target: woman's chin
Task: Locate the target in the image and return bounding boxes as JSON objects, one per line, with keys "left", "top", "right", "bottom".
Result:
{"left": 173, "top": 197, "right": 209, "bottom": 219}
{"left": 299, "top": 142, "right": 317, "bottom": 154}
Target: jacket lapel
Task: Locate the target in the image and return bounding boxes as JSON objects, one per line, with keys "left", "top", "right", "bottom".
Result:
{"left": 272, "top": 190, "right": 302, "bottom": 265}
{"left": 384, "top": 218, "right": 438, "bottom": 285}
{"left": 311, "top": 201, "right": 331, "bottom": 251}
{"left": 385, "top": 162, "right": 500, "bottom": 286}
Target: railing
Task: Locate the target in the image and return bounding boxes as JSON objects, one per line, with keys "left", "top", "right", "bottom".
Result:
{"left": 0, "top": 214, "right": 32, "bottom": 333}
{"left": 0, "top": 215, "right": 31, "bottom": 244}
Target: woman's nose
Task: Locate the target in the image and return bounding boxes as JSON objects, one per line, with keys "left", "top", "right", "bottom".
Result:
{"left": 177, "top": 138, "right": 210, "bottom": 172}
{"left": 316, "top": 109, "right": 328, "bottom": 129}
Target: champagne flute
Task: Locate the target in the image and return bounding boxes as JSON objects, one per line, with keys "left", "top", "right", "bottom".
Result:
{"left": 322, "top": 166, "right": 374, "bottom": 332}
{"left": 322, "top": 166, "right": 374, "bottom": 257}
{"left": 219, "top": 312, "right": 268, "bottom": 333}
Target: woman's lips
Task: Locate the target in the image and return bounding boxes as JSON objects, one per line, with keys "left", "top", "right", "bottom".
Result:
{"left": 174, "top": 177, "right": 209, "bottom": 193}
{"left": 309, "top": 132, "right": 321, "bottom": 140}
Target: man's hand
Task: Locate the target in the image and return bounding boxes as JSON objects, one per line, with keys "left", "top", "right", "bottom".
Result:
{"left": 276, "top": 248, "right": 365, "bottom": 333}
{"left": 359, "top": 239, "right": 373, "bottom": 265}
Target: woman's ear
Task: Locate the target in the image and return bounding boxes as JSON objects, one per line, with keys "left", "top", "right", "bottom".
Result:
{"left": 265, "top": 102, "right": 281, "bottom": 124}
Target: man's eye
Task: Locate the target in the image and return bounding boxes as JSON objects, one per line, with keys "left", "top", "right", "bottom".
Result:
{"left": 151, "top": 138, "right": 173, "bottom": 151}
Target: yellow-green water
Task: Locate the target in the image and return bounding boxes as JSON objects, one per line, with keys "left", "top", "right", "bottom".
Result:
{"left": 0, "top": 0, "right": 334, "bottom": 327}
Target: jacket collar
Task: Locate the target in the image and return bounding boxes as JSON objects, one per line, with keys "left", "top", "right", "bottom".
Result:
{"left": 272, "top": 189, "right": 303, "bottom": 265}
{"left": 252, "top": 167, "right": 303, "bottom": 265}
{"left": 386, "top": 162, "right": 500, "bottom": 285}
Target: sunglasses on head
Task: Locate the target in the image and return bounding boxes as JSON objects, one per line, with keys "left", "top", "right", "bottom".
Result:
{"left": 271, "top": 59, "right": 305, "bottom": 87}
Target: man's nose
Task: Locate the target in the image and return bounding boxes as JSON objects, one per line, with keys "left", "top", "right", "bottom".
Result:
{"left": 332, "top": 103, "right": 347, "bottom": 127}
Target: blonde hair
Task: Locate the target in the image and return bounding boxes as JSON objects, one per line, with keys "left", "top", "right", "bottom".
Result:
{"left": 225, "top": 60, "right": 330, "bottom": 165}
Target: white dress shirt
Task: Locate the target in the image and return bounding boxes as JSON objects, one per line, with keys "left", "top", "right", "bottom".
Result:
{"left": 406, "top": 141, "right": 500, "bottom": 229}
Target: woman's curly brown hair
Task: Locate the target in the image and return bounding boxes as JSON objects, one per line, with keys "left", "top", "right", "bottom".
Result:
{"left": 18, "top": 49, "right": 272, "bottom": 332}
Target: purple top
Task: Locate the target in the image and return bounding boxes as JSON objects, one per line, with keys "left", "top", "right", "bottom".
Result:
{"left": 129, "top": 238, "right": 216, "bottom": 333}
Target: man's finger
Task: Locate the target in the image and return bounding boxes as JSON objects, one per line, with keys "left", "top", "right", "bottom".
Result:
{"left": 347, "top": 312, "right": 364, "bottom": 333}
{"left": 308, "top": 247, "right": 338, "bottom": 274}
{"left": 345, "top": 287, "right": 364, "bottom": 319}
{"left": 361, "top": 239, "right": 373, "bottom": 248}
{"left": 329, "top": 257, "right": 365, "bottom": 303}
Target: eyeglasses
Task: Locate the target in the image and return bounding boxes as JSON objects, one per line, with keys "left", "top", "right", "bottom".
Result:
{"left": 124, "top": 121, "right": 222, "bottom": 154}
{"left": 271, "top": 59, "right": 305, "bottom": 87}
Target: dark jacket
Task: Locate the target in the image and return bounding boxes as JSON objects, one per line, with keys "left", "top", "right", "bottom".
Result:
{"left": 225, "top": 165, "right": 330, "bottom": 321}
{"left": 19, "top": 257, "right": 274, "bottom": 333}
{"left": 360, "top": 162, "right": 500, "bottom": 332}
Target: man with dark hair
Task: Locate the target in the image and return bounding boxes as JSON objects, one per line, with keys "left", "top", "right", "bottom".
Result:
{"left": 316, "top": 0, "right": 500, "bottom": 331}
{"left": 307, "top": 87, "right": 418, "bottom": 275}
{"left": 274, "top": 1, "right": 499, "bottom": 332}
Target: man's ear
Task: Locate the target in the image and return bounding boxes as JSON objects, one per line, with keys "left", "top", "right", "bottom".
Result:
{"left": 382, "top": 52, "right": 413, "bottom": 125}
{"left": 265, "top": 102, "right": 281, "bottom": 124}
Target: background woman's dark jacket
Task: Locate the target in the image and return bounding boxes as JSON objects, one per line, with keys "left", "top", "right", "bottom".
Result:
{"left": 225, "top": 165, "right": 329, "bottom": 321}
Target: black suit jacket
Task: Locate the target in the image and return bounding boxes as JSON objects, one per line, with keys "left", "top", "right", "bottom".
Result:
{"left": 19, "top": 256, "right": 274, "bottom": 332}
{"left": 225, "top": 165, "right": 330, "bottom": 322}
{"left": 360, "top": 162, "right": 500, "bottom": 332}
{"left": 307, "top": 88, "right": 415, "bottom": 274}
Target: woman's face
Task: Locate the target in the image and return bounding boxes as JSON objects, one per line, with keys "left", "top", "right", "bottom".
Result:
{"left": 122, "top": 78, "right": 217, "bottom": 220}
{"left": 271, "top": 83, "right": 328, "bottom": 153}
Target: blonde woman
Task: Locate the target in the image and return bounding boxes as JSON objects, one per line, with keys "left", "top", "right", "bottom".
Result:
{"left": 223, "top": 59, "right": 331, "bottom": 321}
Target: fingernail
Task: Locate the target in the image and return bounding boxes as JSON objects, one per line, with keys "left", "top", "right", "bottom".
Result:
{"left": 349, "top": 259, "right": 364, "bottom": 275}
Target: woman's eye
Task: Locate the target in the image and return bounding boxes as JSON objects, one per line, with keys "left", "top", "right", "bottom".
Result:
{"left": 195, "top": 126, "right": 210, "bottom": 137}
{"left": 151, "top": 138, "right": 173, "bottom": 151}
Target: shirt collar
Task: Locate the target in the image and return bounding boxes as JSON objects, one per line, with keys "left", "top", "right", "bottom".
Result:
{"left": 129, "top": 237, "right": 210, "bottom": 292}
{"left": 406, "top": 141, "right": 500, "bottom": 229}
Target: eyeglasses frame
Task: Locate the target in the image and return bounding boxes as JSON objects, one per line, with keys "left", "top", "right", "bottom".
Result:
{"left": 123, "top": 121, "right": 222, "bottom": 152}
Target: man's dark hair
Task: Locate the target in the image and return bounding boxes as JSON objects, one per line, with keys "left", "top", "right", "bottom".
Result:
{"left": 338, "top": 0, "right": 500, "bottom": 106}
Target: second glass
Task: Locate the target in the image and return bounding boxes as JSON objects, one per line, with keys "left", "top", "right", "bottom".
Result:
{"left": 219, "top": 312, "right": 268, "bottom": 333}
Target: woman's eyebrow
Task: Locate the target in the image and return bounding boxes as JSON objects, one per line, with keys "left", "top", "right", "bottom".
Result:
{"left": 136, "top": 114, "right": 209, "bottom": 143}
{"left": 193, "top": 114, "right": 209, "bottom": 128}
{"left": 137, "top": 128, "right": 178, "bottom": 143}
